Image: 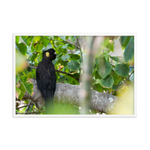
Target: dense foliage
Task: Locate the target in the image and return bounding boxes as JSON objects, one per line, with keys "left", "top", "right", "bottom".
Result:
{"left": 15, "top": 36, "right": 134, "bottom": 114}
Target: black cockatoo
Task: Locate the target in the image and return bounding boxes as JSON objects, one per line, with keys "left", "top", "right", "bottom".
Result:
{"left": 36, "top": 48, "right": 56, "bottom": 114}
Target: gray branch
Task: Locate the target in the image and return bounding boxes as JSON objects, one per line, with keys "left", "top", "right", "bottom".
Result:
{"left": 22, "top": 79, "right": 121, "bottom": 113}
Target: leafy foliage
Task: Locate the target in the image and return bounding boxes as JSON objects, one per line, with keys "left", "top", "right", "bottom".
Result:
{"left": 15, "top": 35, "right": 134, "bottom": 114}
{"left": 100, "top": 75, "right": 114, "bottom": 88}
{"left": 124, "top": 37, "right": 134, "bottom": 62}
{"left": 97, "top": 58, "right": 112, "bottom": 78}
{"left": 115, "top": 64, "right": 129, "bottom": 77}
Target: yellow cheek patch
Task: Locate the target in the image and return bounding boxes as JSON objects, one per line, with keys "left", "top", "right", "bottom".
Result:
{"left": 46, "top": 52, "right": 50, "bottom": 57}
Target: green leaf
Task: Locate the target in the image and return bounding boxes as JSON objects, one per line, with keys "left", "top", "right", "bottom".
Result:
{"left": 55, "top": 41, "right": 64, "bottom": 46}
{"left": 17, "top": 43, "right": 27, "bottom": 55}
{"left": 16, "top": 87, "right": 21, "bottom": 96}
{"left": 20, "top": 75, "right": 33, "bottom": 96}
{"left": 61, "top": 54, "right": 70, "bottom": 61}
{"left": 20, "top": 75, "right": 28, "bottom": 83}
{"left": 15, "top": 36, "right": 20, "bottom": 44}
{"left": 58, "top": 76, "right": 66, "bottom": 82}
{"left": 65, "top": 75, "right": 73, "bottom": 83}
{"left": 95, "top": 71, "right": 101, "bottom": 79}
{"left": 56, "top": 52, "right": 63, "bottom": 58}
{"left": 30, "top": 53, "right": 37, "bottom": 62}
{"left": 16, "top": 74, "right": 20, "bottom": 82}
{"left": 25, "top": 82, "right": 33, "bottom": 95}
{"left": 35, "top": 43, "right": 43, "bottom": 52}
{"left": 93, "top": 84, "right": 103, "bottom": 92}
{"left": 30, "top": 69, "right": 36, "bottom": 79}
{"left": 72, "top": 78, "right": 79, "bottom": 85}
{"left": 41, "top": 36, "right": 50, "bottom": 47}
{"left": 95, "top": 58, "right": 100, "bottom": 65}
{"left": 124, "top": 37, "right": 134, "bottom": 62}
{"left": 65, "top": 36, "right": 69, "bottom": 40}
{"left": 21, "top": 36, "right": 34, "bottom": 46}
{"left": 18, "top": 82, "right": 26, "bottom": 99}
{"left": 94, "top": 79, "right": 101, "bottom": 84}
{"left": 62, "top": 44, "right": 68, "bottom": 49}
{"left": 112, "top": 81, "right": 122, "bottom": 90}
{"left": 110, "top": 56, "right": 121, "bottom": 62}
{"left": 106, "top": 42, "right": 114, "bottom": 52}
{"left": 67, "top": 60, "right": 80, "bottom": 71}
{"left": 112, "top": 71, "right": 120, "bottom": 85}
{"left": 69, "top": 54, "right": 80, "bottom": 60}
{"left": 59, "top": 36, "right": 66, "bottom": 41}
{"left": 33, "top": 36, "right": 41, "bottom": 43}
{"left": 46, "top": 43, "right": 52, "bottom": 49}
{"left": 119, "top": 36, "right": 132, "bottom": 49}
{"left": 69, "top": 36, "right": 76, "bottom": 42}
{"left": 97, "top": 58, "right": 112, "bottom": 78}
{"left": 115, "top": 64, "right": 129, "bottom": 77}
{"left": 100, "top": 75, "right": 114, "bottom": 88}
{"left": 21, "top": 36, "right": 28, "bottom": 44}
{"left": 67, "top": 44, "right": 75, "bottom": 50}
{"left": 62, "top": 44, "right": 75, "bottom": 50}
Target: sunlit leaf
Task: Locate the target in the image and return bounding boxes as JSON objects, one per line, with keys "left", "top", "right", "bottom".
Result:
{"left": 15, "top": 36, "right": 20, "bottom": 44}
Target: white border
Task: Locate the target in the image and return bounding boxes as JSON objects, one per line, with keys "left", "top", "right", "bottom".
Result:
{"left": 13, "top": 33, "right": 136, "bottom": 118}
{"left": 13, "top": 30, "right": 138, "bottom": 33}
{"left": 14, "top": 33, "right": 136, "bottom": 36}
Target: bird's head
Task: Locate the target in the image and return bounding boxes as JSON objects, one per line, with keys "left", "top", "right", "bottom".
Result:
{"left": 43, "top": 48, "right": 57, "bottom": 61}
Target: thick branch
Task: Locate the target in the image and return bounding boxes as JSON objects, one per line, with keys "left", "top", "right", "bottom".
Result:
{"left": 22, "top": 79, "right": 121, "bottom": 113}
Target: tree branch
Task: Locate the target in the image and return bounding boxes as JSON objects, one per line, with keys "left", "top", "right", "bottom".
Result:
{"left": 21, "top": 79, "right": 122, "bottom": 113}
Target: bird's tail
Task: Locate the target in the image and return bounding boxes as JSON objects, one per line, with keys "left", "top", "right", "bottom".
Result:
{"left": 42, "top": 91, "right": 54, "bottom": 114}
{"left": 45, "top": 97, "right": 54, "bottom": 114}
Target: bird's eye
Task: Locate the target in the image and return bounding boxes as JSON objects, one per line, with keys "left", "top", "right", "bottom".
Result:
{"left": 46, "top": 52, "right": 50, "bottom": 57}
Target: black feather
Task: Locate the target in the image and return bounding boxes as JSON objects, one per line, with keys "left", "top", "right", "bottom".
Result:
{"left": 36, "top": 48, "right": 56, "bottom": 114}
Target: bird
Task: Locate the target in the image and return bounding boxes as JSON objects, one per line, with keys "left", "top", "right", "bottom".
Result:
{"left": 36, "top": 48, "right": 56, "bottom": 114}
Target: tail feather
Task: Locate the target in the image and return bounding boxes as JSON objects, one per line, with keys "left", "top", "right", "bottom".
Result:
{"left": 45, "top": 98, "right": 54, "bottom": 114}
{"left": 42, "top": 90, "right": 54, "bottom": 114}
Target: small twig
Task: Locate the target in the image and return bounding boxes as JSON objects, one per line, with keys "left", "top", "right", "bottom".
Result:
{"left": 16, "top": 104, "right": 28, "bottom": 109}
{"left": 55, "top": 70, "right": 78, "bottom": 81}
{"left": 92, "top": 85, "right": 98, "bottom": 91}
{"left": 24, "top": 100, "right": 33, "bottom": 114}
{"left": 76, "top": 36, "right": 81, "bottom": 50}
{"left": 28, "top": 65, "right": 37, "bottom": 69}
